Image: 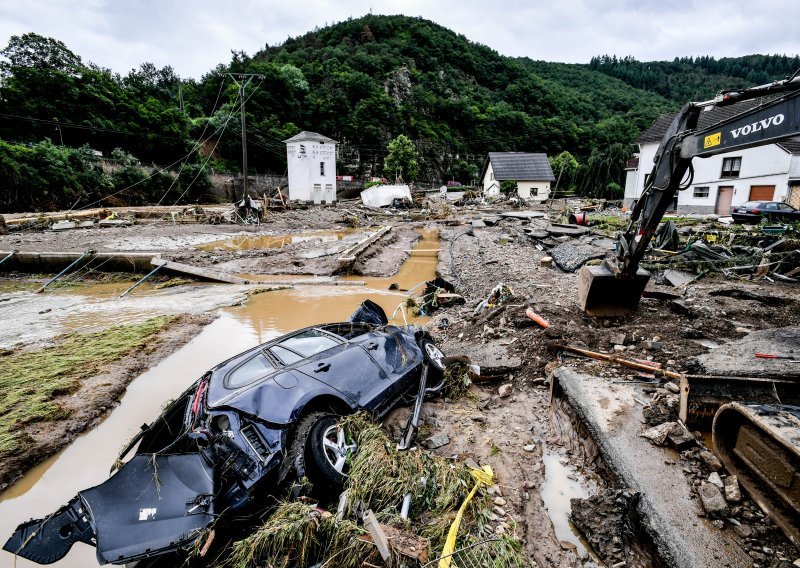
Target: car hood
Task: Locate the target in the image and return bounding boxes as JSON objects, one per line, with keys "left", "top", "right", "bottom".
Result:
{"left": 4, "top": 453, "right": 215, "bottom": 565}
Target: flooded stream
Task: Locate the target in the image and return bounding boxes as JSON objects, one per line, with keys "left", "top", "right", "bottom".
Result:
{"left": 0, "top": 230, "right": 438, "bottom": 568}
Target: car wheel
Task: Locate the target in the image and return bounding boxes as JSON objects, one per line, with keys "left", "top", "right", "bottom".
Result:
{"left": 304, "top": 414, "right": 356, "bottom": 494}
{"left": 419, "top": 338, "right": 446, "bottom": 372}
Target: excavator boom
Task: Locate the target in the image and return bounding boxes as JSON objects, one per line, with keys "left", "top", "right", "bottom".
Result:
{"left": 579, "top": 72, "right": 800, "bottom": 316}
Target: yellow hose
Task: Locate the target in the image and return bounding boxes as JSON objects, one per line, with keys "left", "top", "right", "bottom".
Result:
{"left": 438, "top": 465, "right": 494, "bottom": 568}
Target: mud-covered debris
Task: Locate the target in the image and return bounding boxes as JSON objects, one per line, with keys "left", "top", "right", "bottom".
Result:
{"left": 643, "top": 394, "right": 679, "bottom": 425}
{"left": 498, "top": 384, "right": 513, "bottom": 398}
{"left": 423, "top": 433, "right": 450, "bottom": 449}
{"left": 724, "top": 475, "right": 742, "bottom": 503}
{"left": 641, "top": 422, "right": 674, "bottom": 446}
{"left": 698, "top": 482, "right": 729, "bottom": 517}
{"left": 570, "top": 489, "right": 640, "bottom": 566}
{"left": 663, "top": 269, "right": 694, "bottom": 287}
{"left": 698, "top": 450, "right": 722, "bottom": 472}
{"left": 549, "top": 242, "right": 606, "bottom": 272}
{"left": 708, "top": 472, "right": 724, "bottom": 488}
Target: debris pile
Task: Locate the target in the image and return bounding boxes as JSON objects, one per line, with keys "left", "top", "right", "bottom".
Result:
{"left": 222, "top": 414, "right": 527, "bottom": 567}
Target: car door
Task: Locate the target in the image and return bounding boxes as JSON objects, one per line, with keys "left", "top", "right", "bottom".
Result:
{"left": 279, "top": 329, "right": 390, "bottom": 412}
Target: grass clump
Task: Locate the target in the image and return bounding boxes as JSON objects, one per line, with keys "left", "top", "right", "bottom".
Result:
{"left": 221, "top": 414, "right": 527, "bottom": 567}
{"left": 224, "top": 501, "right": 374, "bottom": 568}
{"left": 0, "top": 315, "right": 175, "bottom": 458}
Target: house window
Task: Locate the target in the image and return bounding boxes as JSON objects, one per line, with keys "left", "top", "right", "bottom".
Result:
{"left": 320, "top": 162, "right": 325, "bottom": 176}
{"left": 490, "top": 172, "right": 494, "bottom": 181}
{"left": 721, "top": 157, "right": 741, "bottom": 178}
{"left": 299, "top": 144, "right": 306, "bottom": 157}
{"left": 693, "top": 186, "right": 710, "bottom": 198}
{"left": 531, "top": 187, "right": 539, "bottom": 196}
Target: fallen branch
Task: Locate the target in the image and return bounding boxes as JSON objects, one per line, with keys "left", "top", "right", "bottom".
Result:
{"left": 555, "top": 344, "right": 682, "bottom": 380}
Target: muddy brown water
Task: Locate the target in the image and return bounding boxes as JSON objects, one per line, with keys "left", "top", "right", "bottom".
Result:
{"left": 195, "top": 228, "right": 360, "bottom": 251}
{"left": 0, "top": 231, "right": 437, "bottom": 568}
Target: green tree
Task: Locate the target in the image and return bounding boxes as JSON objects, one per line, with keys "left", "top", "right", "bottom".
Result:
{"left": 549, "top": 151, "right": 580, "bottom": 191}
{"left": 383, "top": 134, "right": 419, "bottom": 182}
{"left": 500, "top": 180, "right": 518, "bottom": 195}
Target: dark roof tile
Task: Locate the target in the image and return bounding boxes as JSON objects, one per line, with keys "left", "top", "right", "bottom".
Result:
{"left": 487, "top": 152, "right": 555, "bottom": 181}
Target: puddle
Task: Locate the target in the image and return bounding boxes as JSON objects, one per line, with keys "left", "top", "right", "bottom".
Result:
{"left": 196, "top": 228, "right": 360, "bottom": 251}
{"left": 540, "top": 452, "right": 593, "bottom": 558}
{"left": 0, "top": 231, "right": 439, "bottom": 567}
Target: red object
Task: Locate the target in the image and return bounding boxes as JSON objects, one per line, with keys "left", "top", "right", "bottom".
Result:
{"left": 525, "top": 307, "right": 549, "bottom": 328}
{"left": 754, "top": 353, "right": 791, "bottom": 359}
{"left": 192, "top": 380, "right": 206, "bottom": 415}
{"left": 751, "top": 209, "right": 760, "bottom": 214}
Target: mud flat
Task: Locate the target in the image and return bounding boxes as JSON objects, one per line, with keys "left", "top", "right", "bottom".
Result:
{"left": 0, "top": 313, "right": 214, "bottom": 490}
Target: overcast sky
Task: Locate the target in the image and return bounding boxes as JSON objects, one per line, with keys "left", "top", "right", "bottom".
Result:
{"left": 1, "top": 0, "right": 799, "bottom": 80}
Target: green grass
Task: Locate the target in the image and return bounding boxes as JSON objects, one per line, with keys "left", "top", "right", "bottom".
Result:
{"left": 0, "top": 315, "right": 176, "bottom": 458}
{"left": 222, "top": 414, "right": 527, "bottom": 567}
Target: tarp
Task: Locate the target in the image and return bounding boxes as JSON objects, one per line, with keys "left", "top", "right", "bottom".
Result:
{"left": 360, "top": 184, "right": 412, "bottom": 207}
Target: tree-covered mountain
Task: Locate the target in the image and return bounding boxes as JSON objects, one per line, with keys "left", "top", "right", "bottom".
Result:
{"left": 589, "top": 54, "right": 800, "bottom": 103}
{"left": 1, "top": 14, "right": 796, "bottom": 211}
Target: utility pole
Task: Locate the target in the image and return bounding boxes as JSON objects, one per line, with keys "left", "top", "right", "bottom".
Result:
{"left": 54, "top": 118, "right": 63, "bottom": 146}
{"left": 226, "top": 73, "right": 264, "bottom": 203}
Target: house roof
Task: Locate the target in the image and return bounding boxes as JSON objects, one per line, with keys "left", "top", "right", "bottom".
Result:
{"left": 484, "top": 152, "right": 555, "bottom": 181}
{"left": 283, "top": 131, "right": 338, "bottom": 144}
{"left": 637, "top": 96, "right": 784, "bottom": 144}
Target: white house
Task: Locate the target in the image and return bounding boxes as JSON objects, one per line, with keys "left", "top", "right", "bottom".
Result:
{"left": 284, "top": 131, "right": 337, "bottom": 203}
{"left": 626, "top": 104, "right": 800, "bottom": 214}
{"left": 480, "top": 152, "right": 555, "bottom": 201}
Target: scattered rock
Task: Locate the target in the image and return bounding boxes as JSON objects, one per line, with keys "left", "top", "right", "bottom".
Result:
{"left": 523, "top": 444, "right": 535, "bottom": 452}
{"left": 641, "top": 422, "right": 673, "bottom": 446}
{"left": 646, "top": 340, "right": 664, "bottom": 351}
{"left": 494, "top": 497, "right": 507, "bottom": 506}
{"left": 540, "top": 256, "right": 553, "bottom": 267}
{"left": 423, "top": 433, "right": 450, "bottom": 449}
{"left": 698, "top": 482, "right": 728, "bottom": 517}
{"left": 666, "top": 422, "right": 696, "bottom": 450}
{"left": 609, "top": 332, "right": 626, "bottom": 346}
{"left": 498, "top": 384, "right": 513, "bottom": 398}
{"left": 734, "top": 524, "right": 753, "bottom": 538}
{"left": 698, "top": 450, "right": 722, "bottom": 472}
{"left": 708, "top": 472, "right": 724, "bottom": 489}
{"left": 724, "top": 475, "right": 742, "bottom": 503}
{"left": 664, "top": 381, "right": 680, "bottom": 394}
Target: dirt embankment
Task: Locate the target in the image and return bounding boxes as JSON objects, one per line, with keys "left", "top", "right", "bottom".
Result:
{"left": 0, "top": 313, "right": 214, "bottom": 490}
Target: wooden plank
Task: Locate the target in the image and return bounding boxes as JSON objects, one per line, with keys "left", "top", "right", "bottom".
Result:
{"left": 338, "top": 226, "right": 392, "bottom": 264}
{"left": 151, "top": 258, "right": 250, "bottom": 284}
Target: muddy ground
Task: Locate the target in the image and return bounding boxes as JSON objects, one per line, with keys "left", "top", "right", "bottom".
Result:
{"left": 0, "top": 313, "right": 214, "bottom": 490}
{"left": 2, "top": 204, "right": 800, "bottom": 566}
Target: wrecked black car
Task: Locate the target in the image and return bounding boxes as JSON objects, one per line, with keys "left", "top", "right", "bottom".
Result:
{"left": 4, "top": 300, "right": 446, "bottom": 565}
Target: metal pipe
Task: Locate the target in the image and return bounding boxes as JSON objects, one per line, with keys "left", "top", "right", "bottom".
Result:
{"left": 118, "top": 262, "right": 164, "bottom": 298}
{"left": 35, "top": 250, "right": 93, "bottom": 293}
{"left": 0, "top": 250, "right": 16, "bottom": 267}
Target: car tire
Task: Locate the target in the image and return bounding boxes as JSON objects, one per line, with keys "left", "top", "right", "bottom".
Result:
{"left": 419, "top": 338, "right": 446, "bottom": 372}
{"left": 303, "top": 414, "right": 356, "bottom": 495}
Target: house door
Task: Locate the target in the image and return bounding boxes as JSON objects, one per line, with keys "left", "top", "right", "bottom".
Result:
{"left": 715, "top": 186, "right": 734, "bottom": 215}
{"left": 749, "top": 185, "right": 775, "bottom": 201}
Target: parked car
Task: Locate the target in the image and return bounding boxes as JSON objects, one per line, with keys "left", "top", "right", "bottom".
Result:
{"left": 4, "top": 301, "right": 446, "bottom": 566}
{"left": 731, "top": 201, "right": 800, "bottom": 224}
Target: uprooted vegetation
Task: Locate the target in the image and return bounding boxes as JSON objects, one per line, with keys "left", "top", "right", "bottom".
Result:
{"left": 222, "top": 413, "right": 526, "bottom": 567}
{"left": 0, "top": 315, "right": 176, "bottom": 458}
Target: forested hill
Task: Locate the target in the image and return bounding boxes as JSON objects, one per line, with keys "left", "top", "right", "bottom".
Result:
{"left": 589, "top": 54, "right": 800, "bottom": 103}
{"left": 1, "top": 14, "right": 796, "bottom": 211}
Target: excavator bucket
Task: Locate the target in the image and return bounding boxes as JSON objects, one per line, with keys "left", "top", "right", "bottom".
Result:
{"left": 577, "top": 265, "right": 650, "bottom": 317}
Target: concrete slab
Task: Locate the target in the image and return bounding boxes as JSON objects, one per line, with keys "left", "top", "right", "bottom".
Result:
{"left": 550, "top": 243, "right": 606, "bottom": 272}
{"left": 554, "top": 367, "right": 751, "bottom": 568}
{"left": 692, "top": 327, "right": 800, "bottom": 379}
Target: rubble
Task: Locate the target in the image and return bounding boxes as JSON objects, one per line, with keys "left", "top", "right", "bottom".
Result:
{"left": 698, "top": 482, "right": 728, "bottom": 517}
